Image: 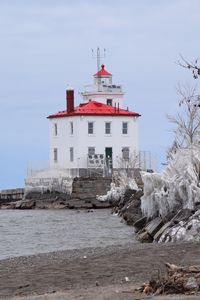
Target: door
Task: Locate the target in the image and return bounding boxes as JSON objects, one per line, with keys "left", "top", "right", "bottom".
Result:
{"left": 105, "top": 147, "right": 113, "bottom": 170}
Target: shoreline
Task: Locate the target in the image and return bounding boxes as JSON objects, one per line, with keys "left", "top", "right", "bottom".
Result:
{"left": 1, "top": 242, "right": 200, "bottom": 299}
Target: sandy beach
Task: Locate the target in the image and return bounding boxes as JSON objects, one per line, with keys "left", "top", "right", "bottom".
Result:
{"left": 0, "top": 242, "right": 200, "bottom": 299}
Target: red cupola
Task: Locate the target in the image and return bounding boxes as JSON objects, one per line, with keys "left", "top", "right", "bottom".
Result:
{"left": 94, "top": 64, "right": 112, "bottom": 77}
{"left": 94, "top": 64, "right": 112, "bottom": 86}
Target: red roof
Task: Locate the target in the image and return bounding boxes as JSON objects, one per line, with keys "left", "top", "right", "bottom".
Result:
{"left": 48, "top": 101, "right": 140, "bottom": 119}
{"left": 94, "top": 64, "right": 112, "bottom": 77}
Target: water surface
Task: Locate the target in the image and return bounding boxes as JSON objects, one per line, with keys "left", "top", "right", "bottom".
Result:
{"left": 0, "top": 209, "right": 136, "bottom": 260}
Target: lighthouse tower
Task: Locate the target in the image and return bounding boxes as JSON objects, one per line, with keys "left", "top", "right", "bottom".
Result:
{"left": 81, "top": 64, "right": 124, "bottom": 109}
{"left": 46, "top": 61, "right": 140, "bottom": 175}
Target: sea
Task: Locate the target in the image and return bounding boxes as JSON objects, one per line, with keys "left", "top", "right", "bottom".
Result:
{"left": 0, "top": 209, "right": 136, "bottom": 260}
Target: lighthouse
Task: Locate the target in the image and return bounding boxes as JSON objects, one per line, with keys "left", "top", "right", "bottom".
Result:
{"left": 47, "top": 63, "right": 140, "bottom": 176}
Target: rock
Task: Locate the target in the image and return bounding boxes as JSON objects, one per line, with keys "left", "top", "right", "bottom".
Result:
{"left": 66, "top": 199, "right": 93, "bottom": 209}
{"left": 91, "top": 199, "right": 111, "bottom": 208}
{"left": 133, "top": 189, "right": 143, "bottom": 200}
{"left": 133, "top": 216, "right": 147, "bottom": 231}
{"left": 153, "top": 221, "right": 172, "bottom": 241}
{"left": 121, "top": 197, "right": 142, "bottom": 225}
{"left": 145, "top": 217, "right": 164, "bottom": 238}
{"left": 108, "top": 190, "right": 124, "bottom": 207}
{"left": 158, "top": 208, "right": 200, "bottom": 242}
{"left": 119, "top": 188, "right": 137, "bottom": 208}
{"left": 137, "top": 230, "right": 153, "bottom": 243}
{"left": 18, "top": 200, "right": 36, "bottom": 209}
{"left": 184, "top": 276, "right": 198, "bottom": 291}
{"left": 195, "top": 201, "right": 200, "bottom": 210}
{"left": 111, "top": 207, "right": 120, "bottom": 214}
{"left": 171, "top": 208, "right": 194, "bottom": 225}
{"left": 13, "top": 200, "right": 21, "bottom": 208}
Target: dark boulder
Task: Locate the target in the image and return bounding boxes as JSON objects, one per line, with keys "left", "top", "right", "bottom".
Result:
{"left": 171, "top": 208, "right": 194, "bottom": 225}
{"left": 133, "top": 216, "right": 147, "bottom": 231}
{"left": 118, "top": 188, "right": 137, "bottom": 208}
{"left": 120, "top": 197, "right": 142, "bottom": 225}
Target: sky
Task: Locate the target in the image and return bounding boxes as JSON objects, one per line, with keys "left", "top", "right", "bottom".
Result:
{"left": 0, "top": 0, "right": 199, "bottom": 189}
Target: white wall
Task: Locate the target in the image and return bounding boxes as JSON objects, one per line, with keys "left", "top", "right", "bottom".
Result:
{"left": 49, "top": 115, "right": 139, "bottom": 169}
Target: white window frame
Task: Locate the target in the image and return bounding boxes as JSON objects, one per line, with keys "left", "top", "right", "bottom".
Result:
{"left": 88, "top": 122, "right": 94, "bottom": 134}
{"left": 105, "top": 122, "right": 111, "bottom": 135}
{"left": 122, "top": 122, "right": 128, "bottom": 134}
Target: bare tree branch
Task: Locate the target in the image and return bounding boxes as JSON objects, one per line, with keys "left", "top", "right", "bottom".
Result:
{"left": 177, "top": 54, "right": 200, "bottom": 79}
{"left": 167, "top": 84, "right": 200, "bottom": 147}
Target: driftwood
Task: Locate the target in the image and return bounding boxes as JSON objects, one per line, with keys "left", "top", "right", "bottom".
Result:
{"left": 137, "top": 263, "right": 200, "bottom": 295}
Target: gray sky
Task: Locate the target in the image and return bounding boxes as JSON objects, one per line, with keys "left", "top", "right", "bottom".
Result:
{"left": 0, "top": 0, "right": 199, "bottom": 188}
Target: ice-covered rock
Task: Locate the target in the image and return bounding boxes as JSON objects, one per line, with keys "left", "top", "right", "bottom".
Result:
{"left": 158, "top": 209, "right": 200, "bottom": 242}
{"left": 97, "top": 170, "right": 138, "bottom": 204}
{"left": 97, "top": 182, "right": 125, "bottom": 203}
{"left": 141, "top": 145, "right": 200, "bottom": 219}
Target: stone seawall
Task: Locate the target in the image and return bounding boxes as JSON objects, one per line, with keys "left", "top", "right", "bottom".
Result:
{"left": 68, "top": 177, "right": 112, "bottom": 208}
{"left": 0, "top": 188, "right": 24, "bottom": 203}
{"left": 0, "top": 177, "right": 112, "bottom": 209}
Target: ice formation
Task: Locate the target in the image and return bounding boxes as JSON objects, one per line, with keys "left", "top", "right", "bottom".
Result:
{"left": 158, "top": 209, "right": 200, "bottom": 242}
{"left": 141, "top": 145, "right": 200, "bottom": 219}
{"left": 97, "top": 182, "right": 125, "bottom": 202}
{"left": 97, "top": 170, "right": 138, "bottom": 202}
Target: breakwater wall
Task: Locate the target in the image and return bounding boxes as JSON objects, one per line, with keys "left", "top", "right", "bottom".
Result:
{"left": 0, "top": 188, "right": 24, "bottom": 203}
{"left": 0, "top": 177, "right": 112, "bottom": 209}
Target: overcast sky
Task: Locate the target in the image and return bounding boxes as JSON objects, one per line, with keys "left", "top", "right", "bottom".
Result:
{"left": 0, "top": 0, "right": 199, "bottom": 189}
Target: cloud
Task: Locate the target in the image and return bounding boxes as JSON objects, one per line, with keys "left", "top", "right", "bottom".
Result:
{"left": 0, "top": 0, "right": 200, "bottom": 187}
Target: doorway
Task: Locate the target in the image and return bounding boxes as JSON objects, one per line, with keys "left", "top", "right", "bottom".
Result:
{"left": 105, "top": 147, "right": 113, "bottom": 171}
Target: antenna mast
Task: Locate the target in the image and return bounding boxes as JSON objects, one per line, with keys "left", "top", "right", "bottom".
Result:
{"left": 92, "top": 47, "right": 106, "bottom": 91}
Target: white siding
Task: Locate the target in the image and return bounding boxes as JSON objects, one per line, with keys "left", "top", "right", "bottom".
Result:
{"left": 49, "top": 115, "right": 139, "bottom": 169}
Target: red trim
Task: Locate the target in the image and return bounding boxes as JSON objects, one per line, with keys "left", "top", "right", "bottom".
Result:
{"left": 47, "top": 101, "right": 141, "bottom": 119}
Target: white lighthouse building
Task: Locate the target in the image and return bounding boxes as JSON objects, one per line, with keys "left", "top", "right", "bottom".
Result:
{"left": 47, "top": 64, "right": 140, "bottom": 176}
{"left": 25, "top": 62, "right": 142, "bottom": 191}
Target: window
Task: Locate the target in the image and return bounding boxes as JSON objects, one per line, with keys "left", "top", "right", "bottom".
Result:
{"left": 70, "top": 122, "right": 73, "bottom": 135}
{"left": 88, "top": 122, "right": 94, "bottom": 134}
{"left": 122, "top": 122, "right": 128, "bottom": 134}
{"left": 54, "top": 123, "right": 58, "bottom": 136}
{"left": 107, "top": 99, "right": 112, "bottom": 106}
{"left": 70, "top": 147, "right": 74, "bottom": 162}
{"left": 88, "top": 147, "right": 95, "bottom": 156}
{"left": 54, "top": 148, "right": 58, "bottom": 162}
{"left": 122, "top": 147, "right": 129, "bottom": 160}
{"left": 105, "top": 122, "right": 111, "bottom": 134}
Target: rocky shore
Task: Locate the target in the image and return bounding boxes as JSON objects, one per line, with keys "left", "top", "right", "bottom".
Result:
{"left": 1, "top": 242, "right": 200, "bottom": 299}
{"left": 0, "top": 194, "right": 111, "bottom": 210}
{"left": 109, "top": 187, "right": 200, "bottom": 243}
{"left": 0, "top": 177, "right": 112, "bottom": 210}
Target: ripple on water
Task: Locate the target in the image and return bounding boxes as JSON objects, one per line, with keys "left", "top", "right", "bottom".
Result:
{"left": 0, "top": 209, "right": 136, "bottom": 260}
